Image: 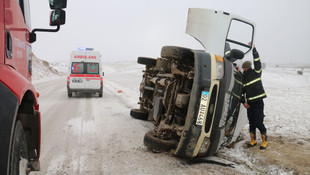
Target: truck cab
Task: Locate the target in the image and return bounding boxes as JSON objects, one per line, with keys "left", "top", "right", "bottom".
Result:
{"left": 0, "top": 0, "right": 66, "bottom": 174}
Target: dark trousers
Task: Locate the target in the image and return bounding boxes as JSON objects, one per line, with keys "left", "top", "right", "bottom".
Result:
{"left": 247, "top": 100, "right": 267, "bottom": 134}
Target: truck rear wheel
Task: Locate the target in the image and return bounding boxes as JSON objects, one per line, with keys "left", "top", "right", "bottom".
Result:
{"left": 130, "top": 109, "right": 148, "bottom": 120}
{"left": 10, "top": 121, "right": 29, "bottom": 175}
{"left": 99, "top": 91, "right": 103, "bottom": 97}
{"left": 143, "top": 131, "right": 178, "bottom": 152}
{"left": 137, "top": 57, "right": 157, "bottom": 67}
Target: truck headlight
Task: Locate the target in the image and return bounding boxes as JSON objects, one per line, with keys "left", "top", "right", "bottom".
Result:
{"left": 215, "top": 55, "right": 224, "bottom": 80}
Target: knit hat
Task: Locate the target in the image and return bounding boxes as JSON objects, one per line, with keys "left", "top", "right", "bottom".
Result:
{"left": 242, "top": 61, "right": 252, "bottom": 69}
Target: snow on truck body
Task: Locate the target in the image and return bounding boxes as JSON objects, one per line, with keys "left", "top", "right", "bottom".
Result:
{"left": 67, "top": 48, "right": 103, "bottom": 97}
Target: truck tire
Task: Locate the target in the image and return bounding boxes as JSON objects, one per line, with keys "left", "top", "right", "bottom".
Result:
{"left": 10, "top": 121, "right": 29, "bottom": 175}
{"left": 99, "top": 91, "right": 103, "bottom": 97}
{"left": 161, "top": 46, "right": 194, "bottom": 63}
{"left": 143, "top": 131, "right": 178, "bottom": 152}
{"left": 137, "top": 57, "right": 157, "bottom": 67}
{"left": 130, "top": 109, "right": 148, "bottom": 120}
{"left": 68, "top": 91, "right": 72, "bottom": 97}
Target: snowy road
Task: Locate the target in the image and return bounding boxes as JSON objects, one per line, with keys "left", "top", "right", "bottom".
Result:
{"left": 30, "top": 62, "right": 310, "bottom": 175}
{"left": 30, "top": 62, "right": 246, "bottom": 175}
{"left": 32, "top": 78, "right": 104, "bottom": 174}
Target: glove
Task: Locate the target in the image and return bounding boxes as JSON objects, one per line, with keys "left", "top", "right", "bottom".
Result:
{"left": 252, "top": 47, "right": 259, "bottom": 58}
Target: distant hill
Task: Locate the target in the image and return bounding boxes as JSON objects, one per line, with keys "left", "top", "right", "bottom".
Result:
{"left": 32, "top": 53, "right": 66, "bottom": 80}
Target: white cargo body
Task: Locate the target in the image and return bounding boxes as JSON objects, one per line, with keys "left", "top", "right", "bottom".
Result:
{"left": 67, "top": 48, "right": 103, "bottom": 97}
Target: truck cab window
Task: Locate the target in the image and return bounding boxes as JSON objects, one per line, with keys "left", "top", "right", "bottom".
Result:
{"left": 18, "top": 0, "right": 24, "bottom": 16}
{"left": 18, "top": 0, "right": 31, "bottom": 28}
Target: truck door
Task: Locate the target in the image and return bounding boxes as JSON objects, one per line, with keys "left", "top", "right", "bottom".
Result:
{"left": 4, "top": 0, "right": 32, "bottom": 81}
{"left": 186, "top": 8, "right": 255, "bottom": 56}
{"left": 84, "top": 62, "right": 101, "bottom": 89}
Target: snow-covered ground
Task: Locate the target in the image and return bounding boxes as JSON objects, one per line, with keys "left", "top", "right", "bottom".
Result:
{"left": 31, "top": 58, "right": 310, "bottom": 175}
{"left": 32, "top": 54, "right": 65, "bottom": 80}
{"left": 220, "top": 66, "right": 310, "bottom": 174}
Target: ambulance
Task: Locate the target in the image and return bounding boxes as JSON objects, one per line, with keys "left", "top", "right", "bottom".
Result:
{"left": 67, "top": 48, "right": 103, "bottom": 97}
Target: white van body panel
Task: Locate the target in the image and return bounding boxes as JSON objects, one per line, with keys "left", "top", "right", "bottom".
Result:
{"left": 67, "top": 49, "right": 103, "bottom": 96}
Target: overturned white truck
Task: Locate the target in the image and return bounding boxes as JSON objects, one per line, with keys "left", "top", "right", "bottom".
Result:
{"left": 130, "top": 8, "right": 256, "bottom": 157}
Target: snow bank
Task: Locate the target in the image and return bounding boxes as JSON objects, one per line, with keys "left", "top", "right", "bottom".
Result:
{"left": 32, "top": 53, "right": 65, "bottom": 81}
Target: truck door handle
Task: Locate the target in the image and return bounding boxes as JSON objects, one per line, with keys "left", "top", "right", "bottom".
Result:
{"left": 6, "top": 30, "right": 12, "bottom": 59}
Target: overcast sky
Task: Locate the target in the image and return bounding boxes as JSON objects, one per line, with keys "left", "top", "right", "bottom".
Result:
{"left": 30, "top": 0, "right": 310, "bottom": 65}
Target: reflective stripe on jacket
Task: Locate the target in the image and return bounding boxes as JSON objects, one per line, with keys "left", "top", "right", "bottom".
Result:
{"left": 242, "top": 48, "right": 267, "bottom": 102}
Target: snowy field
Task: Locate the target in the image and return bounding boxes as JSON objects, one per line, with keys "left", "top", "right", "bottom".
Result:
{"left": 31, "top": 60, "right": 310, "bottom": 175}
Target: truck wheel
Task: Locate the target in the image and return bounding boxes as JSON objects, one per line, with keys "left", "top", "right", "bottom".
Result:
{"left": 10, "top": 121, "right": 29, "bottom": 175}
{"left": 68, "top": 91, "right": 72, "bottom": 97}
{"left": 143, "top": 131, "right": 178, "bottom": 152}
{"left": 161, "top": 46, "right": 194, "bottom": 63}
{"left": 99, "top": 91, "right": 103, "bottom": 97}
{"left": 130, "top": 109, "right": 148, "bottom": 120}
{"left": 137, "top": 57, "right": 157, "bottom": 67}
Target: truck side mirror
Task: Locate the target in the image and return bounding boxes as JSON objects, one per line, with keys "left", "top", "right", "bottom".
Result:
{"left": 225, "top": 49, "right": 244, "bottom": 62}
{"left": 102, "top": 72, "right": 105, "bottom": 77}
{"left": 230, "top": 49, "right": 244, "bottom": 60}
{"left": 30, "top": 0, "right": 67, "bottom": 43}
{"left": 50, "top": 9, "right": 66, "bottom": 26}
{"left": 49, "top": 0, "right": 67, "bottom": 9}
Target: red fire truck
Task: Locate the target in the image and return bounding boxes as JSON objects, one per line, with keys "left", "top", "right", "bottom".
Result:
{"left": 0, "top": 0, "right": 66, "bottom": 174}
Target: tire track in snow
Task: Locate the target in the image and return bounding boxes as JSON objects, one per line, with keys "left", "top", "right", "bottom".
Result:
{"left": 102, "top": 79, "right": 140, "bottom": 110}
{"left": 58, "top": 96, "right": 104, "bottom": 174}
{"left": 31, "top": 78, "right": 104, "bottom": 175}
{"left": 90, "top": 82, "right": 152, "bottom": 174}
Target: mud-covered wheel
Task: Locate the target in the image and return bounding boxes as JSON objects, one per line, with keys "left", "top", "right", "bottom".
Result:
{"left": 130, "top": 109, "right": 148, "bottom": 120}
{"left": 99, "top": 90, "right": 103, "bottom": 97}
{"left": 161, "top": 46, "right": 194, "bottom": 62}
{"left": 137, "top": 57, "right": 157, "bottom": 66}
{"left": 10, "top": 121, "right": 29, "bottom": 175}
{"left": 143, "top": 131, "right": 178, "bottom": 152}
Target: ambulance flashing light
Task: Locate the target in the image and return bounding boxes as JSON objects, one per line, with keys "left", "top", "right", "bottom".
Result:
{"left": 78, "top": 47, "right": 94, "bottom": 51}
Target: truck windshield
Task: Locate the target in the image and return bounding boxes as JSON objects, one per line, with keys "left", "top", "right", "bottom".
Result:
{"left": 71, "top": 62, "right": 99, "bottom": 74}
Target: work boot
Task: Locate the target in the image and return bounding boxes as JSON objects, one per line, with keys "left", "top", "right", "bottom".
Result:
{"left": 260, "top": 134, "right": 268, "bottom": 150}
{"left": 247, "top": 132, "right": 257, "bottom": 147}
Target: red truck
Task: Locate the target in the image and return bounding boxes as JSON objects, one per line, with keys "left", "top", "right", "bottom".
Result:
{"left": 0, "top": 0, "right": 66, "bottom": 174}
